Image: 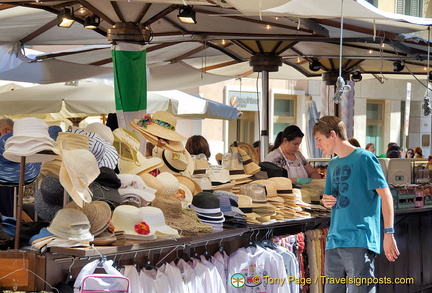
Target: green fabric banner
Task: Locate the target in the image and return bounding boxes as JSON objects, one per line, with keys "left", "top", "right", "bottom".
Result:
{"left": 112, "top": 48, "right": 147, "bottom": 112}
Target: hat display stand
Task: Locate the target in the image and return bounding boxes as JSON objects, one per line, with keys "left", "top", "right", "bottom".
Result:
{"left": 14, "top": 150, "right": 56, "bottom": 249}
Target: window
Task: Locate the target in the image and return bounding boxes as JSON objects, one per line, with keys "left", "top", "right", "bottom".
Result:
{"left": 396, "top": 0, "right": 423, "bottom": 17}
{"left": 273, "top": 94, "right": 296, "bottom": 141}
{"left": 366, "top": 0, "right": 378, "bottom": 7}
{"left": 366, "top": 101, "right": 384, "bottom": 155}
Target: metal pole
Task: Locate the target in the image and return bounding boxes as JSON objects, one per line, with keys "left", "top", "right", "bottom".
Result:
{"left": 260, "top": 70, "right": 270, "bottom": 162}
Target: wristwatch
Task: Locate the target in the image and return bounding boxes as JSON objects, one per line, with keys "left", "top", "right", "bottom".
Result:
{"left": 384, "top": 227, "right": 394, "bottom": 234}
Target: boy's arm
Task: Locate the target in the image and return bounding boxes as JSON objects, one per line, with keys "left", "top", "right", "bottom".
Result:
{"left": 376, "top": 187, "right": 400, "bottom": 262}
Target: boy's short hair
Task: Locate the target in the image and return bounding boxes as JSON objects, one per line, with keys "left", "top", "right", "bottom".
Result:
{"left": 312, "top": 116, "right": 348, "bottom": 140}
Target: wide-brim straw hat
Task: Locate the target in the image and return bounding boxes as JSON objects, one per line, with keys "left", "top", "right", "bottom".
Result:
{"left": 118, "top": 150, "right": 163, "bottom": 176}
{"left": 130, "top": 123, "right": 186, "bottom": 153}
{"left": 152, "top": 146, "right": 194, "bottom": 175}
{"left": 130, "top": 111, "right": 186, "bottom": 142}
{"left": 152, "top": 197, "right": 198, "bottom": 235}
{"left": 113, "top": 128, "right": 141, "bottom": 163}
{"left": 175, "top": 174, "right": 203, "bottom": 195}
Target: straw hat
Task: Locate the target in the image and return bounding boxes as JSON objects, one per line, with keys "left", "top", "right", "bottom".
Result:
{"left": 238, "top": 142, "right": 259, "bottom": 164}
{"left": 178, "top": 183, "right": 193, "bottom": 208}
{"left": 85, "top": 123, "right": 114, "bottom": 145}
{"left": 57, "top": 146, "right": 100, "bottom": 208}
{"left": 132, "top": 128, "right": 186, "bottom": 153}
{"left": 175, "top": 174, "right": 202, "bottom": 195}
{"left": 140, "top": 173, "right": 164, "bottom": 196}
{"left": 252, "top": 179, "right": 278, "bottom": 198}
{"left": 152, "top": 196, "right": 199, "bottom": 235}
{"left": 156, "top": 172, "right": 181, "bottom": 198}
{"left": 0, "top": 132, "right": 40, "bottom": 184}
{"left": 65, "top": 201, "right": 112, "bottom": 237}
{"left": 268, "top": 177, "right": 293, "bottom": 196}
{"left": 131, "top": 111, "right": 186, "bottom": 142}
{"left": 237, "top": 145, "right": 260, "bottom": 175}
{"left": 4, "top": 117, "right": 56, "bottom": 163}
{"left": 113, "top": 128, "right": 164, "bottom": 175}
{"left": 152, "top": 146, "right": 194, "bottom": 175}
{"left": 192, "top": 153, "right": 210, "bottom": 175}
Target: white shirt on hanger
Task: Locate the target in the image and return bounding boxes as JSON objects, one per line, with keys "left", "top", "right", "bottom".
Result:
{"left": 121, "top": 265, "right": 142, "bottom": 293}
{"left": 177, "top": 258, "right": 204, "bottom": 293}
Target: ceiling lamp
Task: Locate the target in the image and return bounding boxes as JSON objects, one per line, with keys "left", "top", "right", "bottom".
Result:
{"left": 351, "top": 71, "right": 362, "bottom": 82}
{"left": 393, "top": 60, "right": 405, "bottom": 72}
{"left": 84, "top": 15, "right": 100, "bottom": 29}
{"left": 177, "top": 5, "right": 196, "bottom": 24}
{"left": 309, "top": 59, "right": 321, "bottom": 72}
{"left": 57, "top": 7, "right": 75, "bottom": 28}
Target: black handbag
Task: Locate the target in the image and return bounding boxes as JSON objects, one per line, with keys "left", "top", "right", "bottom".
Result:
{"left": 258, "top": 162, "right": 288, "bottom": 178}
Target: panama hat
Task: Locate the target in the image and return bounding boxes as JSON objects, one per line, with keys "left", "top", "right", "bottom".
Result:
{"left": 130, "top": 111, "right": 186, "bottom": 142}
{"left": 140, "top": 173, "right": 164, "bottom": 196}
{"left": 57, "top": 146, "right": 100, "bottom": 208}
{"left": 119, "top": 151, "right": 163, "bottom": 176}
{"left": 85, "top": 123, "right": 114, "bottom": 145}
{"left": 238, "top": 142, "right": 259, "bottom": 164}
{"left": 268, "top": 177, "right": 293, "bottom": 196}
{"left": 192, "top": 153, "right": 209, "bottom": 175}
{"left": 4, "top": 117, "right": 56, "bottom": 163}
{"left": 152, "top": 146, "right": 194, "bottom": 175}
{"left": 237, "top": 146, "right": 260, "bottom": 175}
{"left": 0, "top": 132, "right": 40, "bottom": 184}
{"left": 252, "top": 179, "right": 278, "bottom": 198}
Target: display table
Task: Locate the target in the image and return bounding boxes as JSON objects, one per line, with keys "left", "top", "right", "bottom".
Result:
{"left": 3, "top": 207, "right": 430, "bottom": 292}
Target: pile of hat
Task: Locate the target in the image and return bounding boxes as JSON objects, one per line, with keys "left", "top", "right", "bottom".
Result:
{"left": 190, "top": 191, "right": 225, "bottom": 231}
{"left": 112, "top": 128, "right": 163, "bottom": 176}
{"left": 239, "top": 183, "right": 278, "bottom": 225}
{"left": 268, "top": 177, "right": 312, "bottom": 219}
{"left": 298, "top": 179, "right": 330, "bottom": 216}
{"left": 144, "top": 172, "right": 212, "bottom": 235}
{"left": 214, "top": 190, "right": 247, "bottom": 228}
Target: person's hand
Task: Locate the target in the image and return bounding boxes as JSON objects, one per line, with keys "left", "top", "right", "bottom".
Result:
{"left": 322, "top": 195, "right": 337, "bottom": 208}
{"left": 383, "top": 234, "right": 399, "bottom": 262}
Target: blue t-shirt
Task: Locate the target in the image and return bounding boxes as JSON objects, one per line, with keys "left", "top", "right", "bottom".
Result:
{"left": 324, "top": 148, "right": 388, "bottom": 254}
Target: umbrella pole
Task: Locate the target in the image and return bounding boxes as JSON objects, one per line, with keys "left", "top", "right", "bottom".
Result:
{"left": 260, "top": 70, "right": 270, "bottom": 162}
{"left": 14, "top": 156, "right": 25, "bottom": 249}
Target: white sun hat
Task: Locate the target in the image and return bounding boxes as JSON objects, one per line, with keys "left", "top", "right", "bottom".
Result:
{"left": 4, "top": 117, "right": 56, "bottom": 163}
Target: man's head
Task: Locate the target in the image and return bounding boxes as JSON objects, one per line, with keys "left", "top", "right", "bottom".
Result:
{"left": 0, "top": 118, "right": 13, "bottom": 136}
{"left": 313, "top": 116, "right": 348, "bottom": 155}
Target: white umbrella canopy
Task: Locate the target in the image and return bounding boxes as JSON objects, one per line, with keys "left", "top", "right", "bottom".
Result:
{"left": 0, "top": 81, "right": 238, "bottom": 120}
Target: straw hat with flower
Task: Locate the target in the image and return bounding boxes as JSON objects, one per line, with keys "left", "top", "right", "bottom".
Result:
{"left": 129, "top": 111, "right": 186, "bottom": 153}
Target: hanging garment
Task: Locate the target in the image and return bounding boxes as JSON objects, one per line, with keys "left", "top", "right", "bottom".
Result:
{"left": 140, "top": 268, "right": 172, "bottom": 293}
{"left": 275, "top": 245, "right": 300, "bottom": 293}
{"left": 177, "top": 258, "right": 204, "bottom": 293}
{"left": 200, "top": 255, "right": 227, "bottom": 293}
{"left": 122, "top": 265, "right": 142, "bottom": 293}
{"left": 159, "top": 262, "right": 188, "bottom": 293}
{"left": 227, "top": 245, "right": 288, "bottom": 293}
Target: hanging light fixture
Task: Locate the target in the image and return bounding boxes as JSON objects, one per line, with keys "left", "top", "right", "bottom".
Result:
{"left": 309, "top": 59, "right": 321, "bottom": 72}
{"left": 351, "top": 71, "right": 362, "bottom": 82}
{"left": 177, "top": 5, "right": 196, "bottom": 24}
{"left": 84, "top": 15, "right": 100, "bottom": 29}
{"left": 393, "top": 60, "right": 405, "bottom": 72}
{"left": 57, "top": 7, "right": 75, "bottom": 28}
